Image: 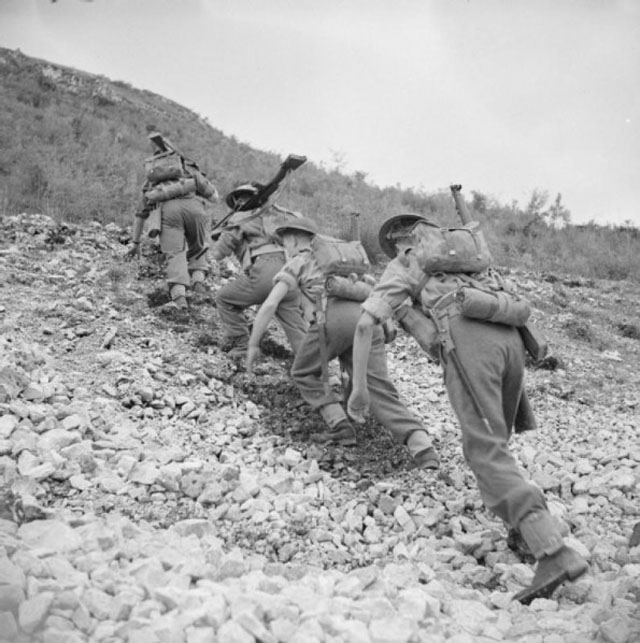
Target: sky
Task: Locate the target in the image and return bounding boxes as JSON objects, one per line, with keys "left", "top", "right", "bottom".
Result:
{"left": 1, "top": 0, "right": 639, "bottom": 226}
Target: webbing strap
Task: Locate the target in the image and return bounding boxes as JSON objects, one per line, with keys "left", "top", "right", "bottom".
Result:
{"left": 315, "top": 293, "right": 332, "bottom": 396}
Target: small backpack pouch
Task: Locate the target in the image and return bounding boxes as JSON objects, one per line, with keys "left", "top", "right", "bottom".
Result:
{"left": 413, "top": 220, "right": 492, "bottom": 274}
{"left": 145, "top": 178, "right": 196, "bottom": 204}
{"left": 311, "top": 235, "right": 371, "bottom": 277}
{"left": 145, "top": 151, "right": 185, "bottom": 185}
{"left": 456, "top": 286, "right": 531, "bottom": 327}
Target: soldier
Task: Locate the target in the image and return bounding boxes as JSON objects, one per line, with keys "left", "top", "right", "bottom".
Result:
{"left": 348, "top": 214, "right": 588, "bottom": 604}
{"left": 210, "top": 184, "right": 308, "bottom": 360}
{"left": 245, "top": 217, "right": 439, "bottom": 469}
{"left": 127, "top": 137, "right": 218, "bottom": 309}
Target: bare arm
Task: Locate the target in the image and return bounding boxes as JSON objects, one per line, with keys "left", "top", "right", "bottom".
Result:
{"left": 347, "top": 311, "right": 376, "bottom": 423}
{"left": 126, "top": 214, "right": 146, "bottom": 259}
{"left": 131, "top": 215, "right": 144, "bottom": 243}
{"left": 246, "top": 281, "right": 291, "bottom": 373}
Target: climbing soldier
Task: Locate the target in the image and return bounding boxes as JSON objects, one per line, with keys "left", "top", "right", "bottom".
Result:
{"left": 348, "top": 212, "right": 589, "bottom": 604}
{"left": 245, "top": 216, "right": 440, "bottom": 470}
{"left": 127, "top": 133, "right": 218, "bottom": 309}
{"left": 210, "top": 154, "right": 308, "bottom": 360}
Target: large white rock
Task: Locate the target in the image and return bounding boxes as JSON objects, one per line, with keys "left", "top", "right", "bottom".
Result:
{"left": 18, "top": 520, "right": 82, "bottom": 553}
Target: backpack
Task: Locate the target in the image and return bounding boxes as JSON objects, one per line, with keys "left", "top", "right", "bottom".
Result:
{"left": 184, "top": 162, "right": 218, "bottom": 200}
{"left": 144, "top": 151, "right": 186, "bottom": 185}
{"left": 412, "top": 220, "right": 492, "bottom": 274}
{"left": 311, "top": 234, "right": 371, "bottom": 278}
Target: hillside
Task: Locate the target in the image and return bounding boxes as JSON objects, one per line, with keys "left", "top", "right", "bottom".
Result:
{"left": 1, "top": 45, "right": 639, "bottom": 281}
{"left": 0, "top": 204, "right": 639, "bottom": 643}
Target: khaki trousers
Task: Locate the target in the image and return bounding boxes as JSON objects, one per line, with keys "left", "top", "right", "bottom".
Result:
{"left": 159, "top": 196, "right": 209, "bottom": 287}
{"left": 292, "top": 298, "right": 430, "bottom": 447}
{"left": 443, "top": 314, "right": 547, "bottom": 528}
{"left": 215, "top": 253, "right": 307, "bottom": 353}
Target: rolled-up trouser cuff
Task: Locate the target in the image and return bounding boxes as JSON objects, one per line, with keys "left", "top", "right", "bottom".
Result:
{"left": 170, "top": 284, "right": 186, "bottom": 300}
{"left": 518, "top": 510, "right": 565, "bottom": 559}
{"left": 320, "top": 403, "right": 348, "bottom": 429}
{"left": 190, "top": 269, "right": 205, "bottom": 284}
{"left": 405, "top": 430, "right": 433, "bottom": 456}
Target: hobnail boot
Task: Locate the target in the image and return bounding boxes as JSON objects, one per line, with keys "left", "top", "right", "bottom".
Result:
{"left": 172, "top": 296, "right": 188, "bottom": 310}
{"left": 192, "top": 282, "right": 207, "bottom": 295}
{"left": 514, "top": 545, "right": 588, "bottom": 605}
{"left": 310, "top": 420, "right": 357, "bottom": 446}
{"left": 411, "top": 447, "right": 440, "bottom": 470}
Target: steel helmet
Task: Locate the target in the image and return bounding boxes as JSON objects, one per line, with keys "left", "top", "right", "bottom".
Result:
{"left": 378, "top": 214, "right": 431, "bottom": 258}
{"left": 225, "top": 182, "right": 266, "bottom": 211}
{"left": 274, "top": 217, "right": 319, "bottom": 237}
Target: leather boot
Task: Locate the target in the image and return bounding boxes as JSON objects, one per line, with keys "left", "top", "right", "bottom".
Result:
{"left": 172, "top": 296, "right": 188, "bottom": 310}
{"left": 515, "top": 509, "right": 588, "bottom": 604}
{"left": 514, "top": 545, "right": 588, "bottom": 605}
{"left": 411, "top": 447, "right": 440, "bottom": 470}
{"left": 169, "top": 284, "right": 188, "bottom": 309}
{"left": 192, "top": 282, "right": 207, "bottom": 294}
{"left": 407, "top": 431, "right": 439, "bottom": 470}
{"left": 310, "top": 419, "right": 357, "bottom": 446}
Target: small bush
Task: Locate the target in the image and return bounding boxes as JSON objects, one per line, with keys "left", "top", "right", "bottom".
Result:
{"left": 562, "top": 318, "right": 596, "bottom": 344}
{"left": 616, "top": 323, "right": 640, "bottom": 340}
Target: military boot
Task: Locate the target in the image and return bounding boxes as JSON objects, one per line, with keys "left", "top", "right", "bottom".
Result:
{"left": 221, "top": 336, "right": 249, "bottom": 361}
{"left": 514, "top": 510, "right": 588, "bottom": 605}
{"left": 169, "top": 284, "right": 188, "bottom": 310}
{"left": 192, "top": 282, "right": 207, "bottom": 295}
{"left": 310, "top": 419, "right": 357, "bottom": 446}
{"left": 407, "top": 431, "right": 439, "bottom": 470}
{"left": 411, "top": 447, "right": 440, "bottom": 470}
{"left": 172, "top": 296, "right": 188, "bottom": 310}
{"left": 190, "top": 270, "right": 208, "bottom": 296}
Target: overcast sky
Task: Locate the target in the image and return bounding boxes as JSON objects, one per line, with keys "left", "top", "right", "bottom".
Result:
{"left": 1, "top": 0, "right": 639, "bottom": 226}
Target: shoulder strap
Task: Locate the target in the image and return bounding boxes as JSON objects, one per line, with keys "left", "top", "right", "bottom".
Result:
{"left": 411, "top": 272, "right": 431, "bottom": 303}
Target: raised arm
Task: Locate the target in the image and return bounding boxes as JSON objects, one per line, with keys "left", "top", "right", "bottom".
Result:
{"left": 126, "top": 208, "right": 146, "bottom": 260}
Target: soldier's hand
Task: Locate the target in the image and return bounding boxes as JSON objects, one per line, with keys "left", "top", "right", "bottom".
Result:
{"left": 347, "top": 388, "right": 370, "bottom": 424}
{"left": 125, "top": 242, "right": 141, "bottom": 261}
{"left": 245, "top": 344, "right": 261, "bottom": 375}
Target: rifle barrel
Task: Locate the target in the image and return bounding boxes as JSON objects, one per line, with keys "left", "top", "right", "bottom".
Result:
{"left": 450, "top": 184, "right": 472, "bottom": 225}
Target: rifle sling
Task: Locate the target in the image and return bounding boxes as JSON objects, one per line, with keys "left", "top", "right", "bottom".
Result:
{"left": 429, "top": 307, "right": 494, "bottom": 435}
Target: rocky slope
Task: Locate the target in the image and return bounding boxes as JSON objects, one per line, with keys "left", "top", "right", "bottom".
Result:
{"left": 0, "top": 213, "right": 638, "bottom": 643}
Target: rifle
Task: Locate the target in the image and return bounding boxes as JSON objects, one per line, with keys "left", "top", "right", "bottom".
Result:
{"left": 148, "top": 131, "right": 192, "bottom": 162}
{"left": 349, "top": 211, "right": 361, "bottom": 242}
{"left": 450, "top": 184, "right": 472, "bottom": 225}
{"left": 211, "top": 153, "right": 306, "bottom": 236}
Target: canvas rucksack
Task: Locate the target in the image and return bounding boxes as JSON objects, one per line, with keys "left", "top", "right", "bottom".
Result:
{"left": 412, "top": 220, "right": 493, "bottom": 274}
{"left": 311, "top": 234, "right": 371, "bottom": 278}
{"left": 144, "top": 151, "right": 186, "bottom": 185}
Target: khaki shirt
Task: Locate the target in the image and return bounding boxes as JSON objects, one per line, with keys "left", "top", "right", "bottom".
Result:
{"left": 273, "top": 249, "right": 324, "bottom": 320}
{"left": 210, "top": 208, "right": 283, "bottom": 267}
